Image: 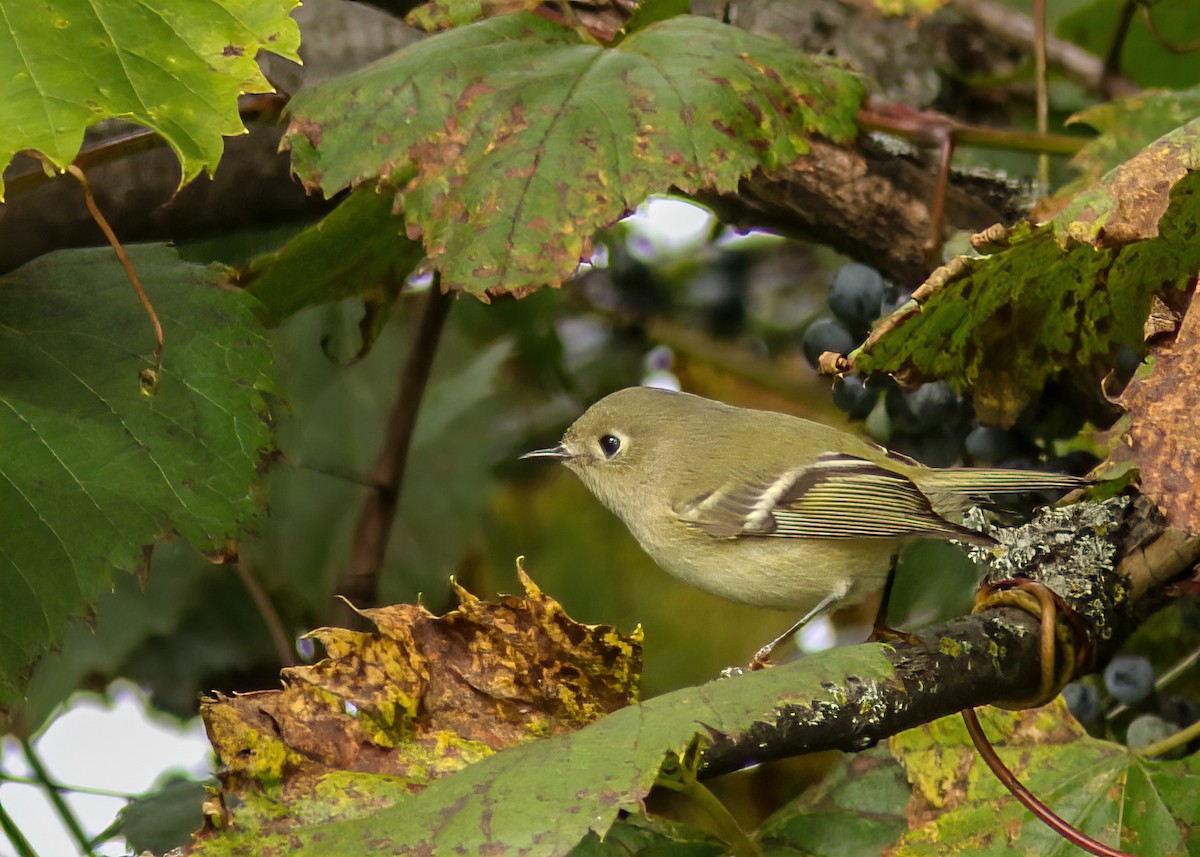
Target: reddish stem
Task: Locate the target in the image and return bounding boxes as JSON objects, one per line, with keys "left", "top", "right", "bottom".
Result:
{"left": 962, "top": 708, "right": 1134, "bottom": 857}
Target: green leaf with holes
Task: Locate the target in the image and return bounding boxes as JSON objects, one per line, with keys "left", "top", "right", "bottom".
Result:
{"left": 283, "top": 13, "right": 863, "bottom": 298}
{"left": 0, "top": 0, "right": 300, "bottom": 199}
{"left": 854, "top": 118, "right": 1200, "bottom": 425}
{"left": 890, "top": 701, "right": 1200, "bottom": 856}
{"left": 1065, "top": 86, "right": 1200, "bottom": 187}
{"left": 0, "top": 245, "right": 276, "bottom": 707}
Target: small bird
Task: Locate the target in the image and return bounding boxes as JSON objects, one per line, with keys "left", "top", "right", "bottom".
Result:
{"left": 524, "top": 386, "right": 1083, "bottom": 656}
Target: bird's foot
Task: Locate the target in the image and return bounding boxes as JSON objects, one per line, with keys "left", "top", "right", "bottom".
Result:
{"left": 867, "top": 623, "right": 921, "bottom": 646}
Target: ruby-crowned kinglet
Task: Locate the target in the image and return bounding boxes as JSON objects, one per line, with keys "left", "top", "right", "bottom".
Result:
{"left": 524, "top": 386, "right": 1083, "bottom": 626}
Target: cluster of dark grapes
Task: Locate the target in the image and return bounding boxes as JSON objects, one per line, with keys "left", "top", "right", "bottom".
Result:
{"left": 802, "top": 262, "right": 1101, "bottom": 475}
{"left": 1062, "top": 653, "right": 1200, "bottom": 755}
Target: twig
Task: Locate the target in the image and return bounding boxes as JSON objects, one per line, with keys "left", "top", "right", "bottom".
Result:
{"left": 1138, "top": 716, "right": 1200, "bottom": 759}
{"left": 950, "top": 0, "right": 1139, "bottom": 98}
{"left": 1138, "top": 1, "right": 1200, "bottom": 53}
{"left": 857, "top": 103, "right": 1085, "bottom": 157}
{"left": 19, "top": 740, "right": 95, "bottom": 856}
{"left": 925, "top": 130, "right": 954, "bottom": 267}
{"left": 0, "top": 773, "right": 137, "bottom": 800}
{"left": 1107, "top": 642, "right": 1200, "bottom": 721}
{"left": 1033, "top": 0, "right": 1049, "bottom": 190}
{"left": 0, "top": 799, "right": 39, "bottom": 857}
{"left": 232, "top": 559, "right": 297, "bottom": 668}
{"left": 1101, "top": 2, "right": 1137, "bottom": 84}
{"left": 64, "top": 163, "right": 164, "bottom": 366}
{"left": 962, "top": 709, "right": 1132, "bottom": 857}
{"left": 656, "top": 756, "right": 758, "bottom": 857}
{"left": 336, "top": 281, "right": 453, "bottom": 615}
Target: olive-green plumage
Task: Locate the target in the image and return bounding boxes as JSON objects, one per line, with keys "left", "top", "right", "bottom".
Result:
{"left": 525, "top": 386, "right": 1083, "bottom": 619}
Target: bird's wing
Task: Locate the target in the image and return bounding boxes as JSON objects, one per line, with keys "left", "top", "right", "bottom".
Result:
{"left": 674, "top": 453, "right": 991, "bottom": 543}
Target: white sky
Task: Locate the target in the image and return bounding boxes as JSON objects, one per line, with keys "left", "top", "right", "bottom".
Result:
{"left": 1, "top": 683, "right": 213, "bottom": 857}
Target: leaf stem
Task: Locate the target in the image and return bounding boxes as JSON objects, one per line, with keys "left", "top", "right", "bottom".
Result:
{"left": 656, "top": 771, "right": 758, "bottom": 857}
{"left": 1138, "top": 716, "right": 1200, "bottom": 759}
{"left": 232, "top": 557, "right": 297, "bottom": 668}
{"left": 961, "top": 709, "right": 1132, "bottom": 857}
{"left": 0, "top": 773, "right": 137, "bottom": 800}
{"left": 19, "top": 739, "right": 96, "bottom": 856}
{"left": 1033, "top": 0, "right": 1049, "bottom": 190}
{"left": 1101, "top": 2, "right": 1137, "bottom": 86}
{"left": 858, "top": 104, "right": 1085, "bottom": 157}
{"left": 1138, "top": 1, "right": 1200, "bottom": 54}
{"left": 64, "top": 163, "right": 164, "bottom": 368}
{"left": 0, "top": 799, "right": 40, "bottom": 857}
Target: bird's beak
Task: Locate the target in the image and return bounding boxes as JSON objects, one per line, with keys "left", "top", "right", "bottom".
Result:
{"left": 520, "top": 444, "right": 572, "bottom": 461}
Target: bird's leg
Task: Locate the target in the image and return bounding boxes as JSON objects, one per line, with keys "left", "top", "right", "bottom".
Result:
{"left": 867, "top": 552, "right": 920, "bottom": 644}
{"left": 748, "top": 592, "right": 840, "bottom": 670}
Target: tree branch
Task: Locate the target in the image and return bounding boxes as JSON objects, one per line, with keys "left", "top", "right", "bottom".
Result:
{"left": 694, "top": 135, "right": 1027, "bottom": 287}
{"left": 699, "top": 496, "right": 1200, "bottom": 778}
{"left": 335, "top": 283, "right": 453, "bottom": 617}
{"left": 951, "top": 0, "right": 1139, "bottom": 98}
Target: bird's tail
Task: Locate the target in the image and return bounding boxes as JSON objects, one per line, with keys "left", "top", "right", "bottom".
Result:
{"left": 918, "top": 468, "right": 1088, "bottom": 497}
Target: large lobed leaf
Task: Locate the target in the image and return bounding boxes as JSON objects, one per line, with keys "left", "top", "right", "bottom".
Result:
{"left": 854, "top": 117, "right": 1200, "bottom": 425}
{"left": 759, "top": 700, "right": 1200, "bottom": 855}
{"left": 0, "top": 0, "right": 300, "bottom": 199}
{"left": 890, "top": 701, "right": 1200, "bottom": 855}
{"left": 1064, "top": 86, "right": 1200, "bottom": 189}
{"left": 0, "top": 245, "right": 276, "bottom": 707}
{"left": 283, "top": 13, "right": 864, "bottom": 297}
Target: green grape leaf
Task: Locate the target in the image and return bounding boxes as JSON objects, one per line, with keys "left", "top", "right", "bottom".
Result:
{"left": 283, "top": 13, "right": 863, "bottom": 298}
{"left": 1065, "top": 86, "right": 1200, "bottom": 187}
{"left": 854, "top": 118, "right": 1200, "bottom": 425}
{"left": 0, "top": 0, "right": 301, "bottom": 199}
{"left": 1055, "top": 117, "right": 1200, "bottom": 246}
{"left": 890, "top": 701, "right": 1200, "bottom": 856}
{"left": 242, "top": 187, "right": 425, "bottom": 328}
{"left": 116, "top": 776, "right": 212, "bottom": 855}
{"left": 190, "top": 627, "right": 894, "bottom": 856}
{"left": 0, "top": 245, "right": 276, "bottom": 708}
{"left": 758, "top": 746, "right": 910, "bottom": 856}
{"left": 573, "top": 815, "right": 724, "bottom": 856}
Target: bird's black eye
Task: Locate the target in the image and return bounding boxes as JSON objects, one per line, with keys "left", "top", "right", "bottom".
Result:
{"left": 599, "top": 434, "right": 621, "bottom": 458}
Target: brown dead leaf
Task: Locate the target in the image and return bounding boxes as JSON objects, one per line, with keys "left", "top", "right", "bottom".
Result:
{"left": 1093, "top": 141, "right": 1192, "bottom": 245}
{"left": 1118, "top": 284, "right": 1200, "bottom": 534}
{"left": 201, "top": 563, "right": 642, "bottom": 801}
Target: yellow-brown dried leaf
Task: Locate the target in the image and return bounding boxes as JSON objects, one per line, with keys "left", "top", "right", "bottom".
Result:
{"left": 1117, "top": 286, "right": 1200, "bottom": 535}
{"left": 201, "top": 564, "right": 642, "bottom": 804}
